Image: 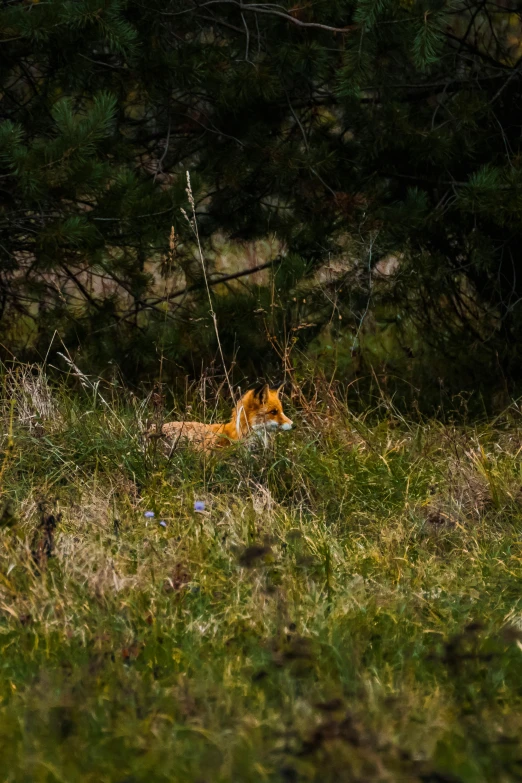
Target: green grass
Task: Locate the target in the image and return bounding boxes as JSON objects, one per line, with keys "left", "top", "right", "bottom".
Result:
{"left": 1, "top": 365, "right": 522, "bottom": 782}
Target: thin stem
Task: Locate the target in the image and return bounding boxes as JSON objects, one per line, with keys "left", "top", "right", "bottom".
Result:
{"left": 182, "top": 172, "right": 236, "bottom": 404}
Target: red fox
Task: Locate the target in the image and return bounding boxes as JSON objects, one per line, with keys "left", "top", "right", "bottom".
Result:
{"left": 148, "top": 383, "right": 293, "bottom": 452}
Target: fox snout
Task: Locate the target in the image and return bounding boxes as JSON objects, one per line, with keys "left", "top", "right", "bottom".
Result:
{"left": 258, "top": 414, "right": 293, "bottom": 432}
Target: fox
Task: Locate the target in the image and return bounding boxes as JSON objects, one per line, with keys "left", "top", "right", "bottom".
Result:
{"left": 147, "top": 383, "right": 293, "bottom": 453}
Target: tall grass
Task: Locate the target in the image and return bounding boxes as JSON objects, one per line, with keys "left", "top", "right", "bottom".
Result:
{"left": 1, "top": 362, "right": 522, "bottom": 782}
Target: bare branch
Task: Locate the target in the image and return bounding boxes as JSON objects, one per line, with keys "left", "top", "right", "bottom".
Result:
{"left": 164, "top": 0, "right": 356, "bottom": 33}
{"left": 143, "top": 256, "right": 284, "bottom": 310}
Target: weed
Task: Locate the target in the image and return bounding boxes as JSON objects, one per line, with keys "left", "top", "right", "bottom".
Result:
{"left": 1, "top": 362, "right": 522, "bottom": 781}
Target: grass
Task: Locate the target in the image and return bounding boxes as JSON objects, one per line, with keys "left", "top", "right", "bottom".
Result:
{"left": 1, "top": 363, "right": 522, "bottom": 782}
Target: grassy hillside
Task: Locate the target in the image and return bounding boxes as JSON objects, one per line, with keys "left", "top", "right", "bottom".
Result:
{"left": 1, "top": 364, "right": 522, "bottom": 782}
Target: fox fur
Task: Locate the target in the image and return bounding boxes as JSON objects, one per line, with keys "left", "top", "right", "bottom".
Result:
{"left": 148, "top": 383, "right": 293, "bottom": 453}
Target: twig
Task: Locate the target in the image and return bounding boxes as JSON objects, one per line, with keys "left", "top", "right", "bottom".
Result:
{"left": 165, "top": 0, "right": 357, "bottom": 33}
{"left": 144, "top": 256, "right": 283, "bottom": 310}
{"left": 241, "top": 12, "right": 251, "bottom": 62}
{"left": 487, "top": 57, "right": 522, "bottom": 106}
{"left": 154, "top": 116, "right": 172, "bottom": 183}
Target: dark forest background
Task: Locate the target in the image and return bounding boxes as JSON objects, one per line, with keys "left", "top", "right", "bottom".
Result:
{"left": 2, "top": 0, "right": 522, "bottom": 404}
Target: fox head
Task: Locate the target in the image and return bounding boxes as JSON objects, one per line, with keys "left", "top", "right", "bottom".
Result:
{"left": 239, "top": 383, "right": 293, "bottom": 434}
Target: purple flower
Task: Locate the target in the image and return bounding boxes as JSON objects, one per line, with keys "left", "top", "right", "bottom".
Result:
{"left": 159, "top": 520, "right": 167, "bottom": 528}
{"left": 144, "top": 511, "right": 155, "bottom": 518}
{"left": 194, "top": 501, "right": 205, "bottom": 512}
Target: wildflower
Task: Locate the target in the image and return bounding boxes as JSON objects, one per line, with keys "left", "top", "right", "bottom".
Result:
{"left": 159, "top": 520, "right": 167, "bottom": 528}
{"left": 144, "top": 511, "right": 155, "bottom": 518}
{"left": 194, "top": 501, "right": 205, "bottom": 512}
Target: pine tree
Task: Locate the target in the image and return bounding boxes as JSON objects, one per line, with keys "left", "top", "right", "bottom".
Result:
{"left": 1, "top": 0, "right": 522, "bottom": 390}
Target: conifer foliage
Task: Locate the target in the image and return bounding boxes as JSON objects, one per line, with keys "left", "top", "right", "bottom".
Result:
{"left": 1, "top": 0, "right": 522, "bottom": 384}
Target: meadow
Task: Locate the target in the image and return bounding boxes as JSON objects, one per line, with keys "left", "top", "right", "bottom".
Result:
{"left": 1, "top": 363, "right": 522, "bottom": 782}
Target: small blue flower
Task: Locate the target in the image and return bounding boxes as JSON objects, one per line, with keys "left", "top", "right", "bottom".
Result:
{"left": 144, "top": 511, "right": 155, "bottom": 518}
{"left": 159, "top": 520, "right": 167, "bottom": 528}
{"left": 194, "top": 501, "right": 205, "bottom": 512}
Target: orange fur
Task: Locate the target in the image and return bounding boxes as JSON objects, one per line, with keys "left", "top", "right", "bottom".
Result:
{"left": 148, "top": 384, "right": 293, "bottom": 452}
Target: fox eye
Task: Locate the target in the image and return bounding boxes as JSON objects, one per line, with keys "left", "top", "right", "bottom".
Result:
{"left": 269, "top": 409, "right": 278, "bottom": 415}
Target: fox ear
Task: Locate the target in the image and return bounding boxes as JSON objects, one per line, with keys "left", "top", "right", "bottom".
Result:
{"left": 253, "top": 382, "right": 269, "bottom": 404}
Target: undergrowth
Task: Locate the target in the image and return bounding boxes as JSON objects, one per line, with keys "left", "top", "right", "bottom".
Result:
{"left": 1, "top": 363, "right": 522, "bottom": 782}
